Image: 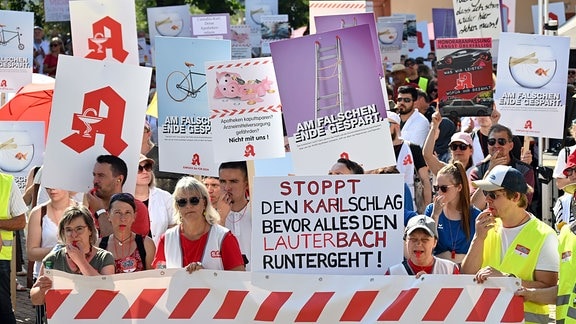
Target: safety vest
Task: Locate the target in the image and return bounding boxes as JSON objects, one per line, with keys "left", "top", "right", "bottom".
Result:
{"left": 164, "top": 224, "right": 229, "bottom": 269}
{"left": 0, "top": 173, "right": 14, "bottom": 261}
{"left": 482, "top": 217, "right": 554, "bottom": 324}
{"left": 557, "top": 226, "right": 576, "bottom": 323}
{"left": 405, "top": 77, "right": 429, "bottom": 92}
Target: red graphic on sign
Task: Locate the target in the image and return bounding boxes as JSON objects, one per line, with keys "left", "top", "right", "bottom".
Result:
{"left": 455, "top": 72, "right": 474, "bottom": 90}
{"left": 61, "top": 86, "right": 128, "bottom": 155}
{"left": 191, "top": 154, "right": 200, "bottom": 166}
{"left": 402, "top": 155, "right": 413, "bottom": 165}
{"left": 340, "top": 152, "right": 349, "bottom": 159}
{"left": 524, "top": 120, "right": 533, "bottom": 130}
{"left": 86, "top": 16, "right": 129, "bottom": 62}
{"left": 0, "top": 80, "right": 6, "bottom": 87}
{"left": 244, "top": 144, "right": 255, "bottom": 157}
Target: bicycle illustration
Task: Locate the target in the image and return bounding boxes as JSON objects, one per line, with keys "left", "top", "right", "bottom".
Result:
{"left": 0, "top": 24, "right": 24, "bottom": 50}
{"left": 165, "top": 62, "right": 206, "bottom": 102}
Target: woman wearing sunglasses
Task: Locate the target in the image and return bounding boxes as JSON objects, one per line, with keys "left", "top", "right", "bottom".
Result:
{"left": 134, "top": 154, "right": 176, "bottom": 245}
{"left": 152, "top": 177, "right": 245, "bottom": 272}
{"left": 43, "top": 37, "right": 66, "bottom": 77}
{"left": 423, "top": 109, "right": 475, "bottom": 178}
{"left": 31, "top": 206, "right": 115, "bottom": 305}
{"left": 425, "top": 162, "right": 480, "bottom": 264}
{"left": 99, "top": 193, "right": 156, "bottom": 273}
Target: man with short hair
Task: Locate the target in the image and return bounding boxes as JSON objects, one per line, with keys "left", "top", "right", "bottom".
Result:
{"left": 0, "top": 172, "right": 27, "bottom": 324}
{"left": 219, "top": 161, "right": 251, "bottom": 269}
{"left": 84, "top": 155, "right": 150, "bottom": 237}
{"left": 404, "top": 58, "right": 429, "bottom": 92}
{"left": 462, "top": 165, "right": 558, "bottom": 324}
{"left": 396, "top": 86, "right": 430, "bottom": 147}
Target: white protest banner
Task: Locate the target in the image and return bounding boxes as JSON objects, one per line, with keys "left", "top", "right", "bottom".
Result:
{"left": 252, "top": 174, "right": 404, "bottom": 275}
{"left": 0, "top": 10, "right": 33, "bottom": 92}
{"left": 156, "top": 37, "right": 230, "bottom": 176}
{"left": 70, "top": 0, "right": 139, "bottom": 65}
{"left": 45, "top": 0, "right": 71, "bottom": 22}
{"left": 42, "top": 55, "right": 151, "bottom": 194}
{"left": 309, "top": 1, "right": 366, "bottom": 34}
{"left": 495, "top": 32, "right": 570, "bottom": 138}
{"left": 206, "top": 58, "right": 284, "bottom": 162}
{"left": 45, "top": 269, "right": 524, "bottom": 323}
{"left": 452, "top": 0, "right": 501, "bottom": 39}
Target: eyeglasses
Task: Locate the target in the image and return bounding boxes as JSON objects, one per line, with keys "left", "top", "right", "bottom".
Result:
{"left": 564, "top": 167, "right": 576, "bottom": 177}
{"left": 487, "top": 138, "right": 509, "bottom": 146}
{"left": 176, "top": 196, "right": 201, "bottom": 208}
{"left": 138, "top": 163, "right": 153, "bottom": 173}
{"left": 64, "top": 225, "right": 87, "bottom": 236}
{"left": 433, "top": 185, "right": 454, "bottom": 193}
{"left": 483, "top": 190, "right": 504, "bottom": 200}
{"left": 450, "top": 143, "right": 470, "bottom": 151}
{"left": 397, "top": 97, "right": 413, "bottom": 103}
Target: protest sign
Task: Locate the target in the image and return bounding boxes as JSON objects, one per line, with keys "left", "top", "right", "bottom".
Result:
{"left": 147, "top": 5, "right": 192, "bottom": 50}
{"left": 309, "top": 1, "right": 366, "bottom": 34}
{"left": 452, "top": 0, "right": 501, "bottom": 39}
{"left": 191, "top": 14, "right": 230, "bottom": 39}
{"left": 44, "top": 0, "right": 70, "bottom": 22}
{"left": 231, "top": 25, "right": 252, "bottom": 59}
{"left": 377, "top": 16, "right": 404, "bottom": 64}
{"left": 260, "top": 14, "right": 290, "bottom": 55}
{"left": 0, "top": 10, "right": 33, "bottom": 92}
{"left": 432, "top": 8, "right": 458, "bottom": 39}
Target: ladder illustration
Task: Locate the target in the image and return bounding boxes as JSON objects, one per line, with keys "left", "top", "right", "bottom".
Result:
{"left": 314, "top": 36, "right": 344, "bottom": 120}
{"left": 340, "top": 17, "right": 357, "bottom": 29}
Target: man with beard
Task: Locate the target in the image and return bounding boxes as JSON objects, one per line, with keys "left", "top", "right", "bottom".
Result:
{"left": 396, "top": 86, "right": 430, "bottom": 147}
{"left": 461, "top": 165, "right": 557, "bottom": 324}
{"left": 388, "top": 112, "right": 432, "bottom": 213}
{"left": 84, "top": 155, "right": 150, "bottom": 238}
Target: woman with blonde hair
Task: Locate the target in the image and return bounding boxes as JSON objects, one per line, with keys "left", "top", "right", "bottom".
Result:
{"left": 152, "top": 177, "right": 245, "bottom": 272}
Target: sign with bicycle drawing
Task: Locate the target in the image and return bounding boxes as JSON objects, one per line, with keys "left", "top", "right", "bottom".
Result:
{"left": 0, "top": 10, "right": 33, "bottom": 92}
{"left": 206, "top": 57, "right": 284, "bottom": 162}
{"left": 155, "top": 36, "right": 231, "bottom": 176}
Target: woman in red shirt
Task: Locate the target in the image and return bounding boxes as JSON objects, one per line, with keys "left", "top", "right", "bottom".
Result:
{"left": 43, "top": 37, "right": 65, "bottom": 77}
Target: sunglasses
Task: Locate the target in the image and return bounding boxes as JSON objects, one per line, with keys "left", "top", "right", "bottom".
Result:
{"left": 176, "top": 196, "right": 201, "bottom": 208}
{"left": 487, "top": 138, "right": 509, "bottom": 146}
{"left": 564, "top": 167, "right": 576, "bottom": 177}
{"left": 50, "top": 43, "right": 59, "bottom": 47}
{"left": 433, "top": 185, "right": 453, "bottom": 193}
{"left": 450, "top": 143, "right": 469, "bottom": 151}
{"left": 397, "top": 97, "right": 413, "bottom": 103}
{"left": 483, "top": 190, "right": 504, "bottom": 200}
{"left": 138, "top": 163, "right": 153, "bottom": 173}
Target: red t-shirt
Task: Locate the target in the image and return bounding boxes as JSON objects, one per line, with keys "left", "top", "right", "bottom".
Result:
{"left": 153, "top": 229, "right": 244, "bottom": 270}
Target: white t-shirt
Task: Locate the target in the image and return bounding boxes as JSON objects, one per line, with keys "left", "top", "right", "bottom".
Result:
{"left": 225, "top": 202, "right": 251, "bottom": 270}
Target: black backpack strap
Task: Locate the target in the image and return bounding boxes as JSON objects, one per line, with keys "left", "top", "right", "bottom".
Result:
{"left": 40, "top": 205, "right": 47, "bottom": 230}
{"left": 99, "top": 236, "right": 109, "bottom": 249}
{"left": 402, "top": 260, "right": 415, "bottom": 275}
{"left": 135, "top": 234, "right": 147, "bottom": 270}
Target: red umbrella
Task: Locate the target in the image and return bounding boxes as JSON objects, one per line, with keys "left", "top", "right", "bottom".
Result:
{"left": 0, "top": 80, "right": 54, "bottom": 141}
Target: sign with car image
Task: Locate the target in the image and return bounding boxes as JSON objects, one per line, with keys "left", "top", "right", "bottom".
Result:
{"left": 436, "top": 37, "right": 494, "bottom": 118}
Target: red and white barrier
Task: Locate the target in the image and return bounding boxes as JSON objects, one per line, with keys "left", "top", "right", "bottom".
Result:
{"left": 45, "top": 269, "right": 524, "bottom": 323}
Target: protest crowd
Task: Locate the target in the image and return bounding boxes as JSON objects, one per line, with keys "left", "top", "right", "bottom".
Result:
{"left": 4, "top": 1, "right": 576, "bottom": 323}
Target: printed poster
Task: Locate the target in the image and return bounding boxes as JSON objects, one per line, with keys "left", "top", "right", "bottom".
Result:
{"left": 436, "top": 38, "right": 494, "bottom": 117}
{"left": 393, "top": 14, "right": 417, "bottom": 56}
{"left": 69, "top": 0, "right": 140, "bottom": 65}
{"left": 309, "top": 1, "right": 366, "bottom": 34}
{"left": 252, "top": 174, "right": 405, "bottom": 275}
{"left": 452, "top": 0, "right": 501, "bottom": 39}
{"left": 0, "top": 10, "right": 33, "bottom": 92}
{"left": 231, "top": 25, "right": 252, "bottom": 59}
{"left": 147, "top": 5, "right": 192, "bottom": 49}
{"left": 495, "top": 32, "right": 570, "bottom": 138}
{"left": 411, "top": 21, "right": 431, "bottom": 59}
{"left": 260, "top": 14, "right": 290, "bottom": 55}
{"left": 206, "top": 57, "right": 284, "bottom": 162}
{"left": 44, "top": 0, "right": 71, "bottom": 22}
{"left": 376, "top": 16, "right": 404, "bottom": 64}
{"left": 155, "top": 37, "right": 231, "bottom": 176}
{"left": 315, "top": 12, "right": 384, "bottom": 77}
{"left": 245, "top": 0, "right": 278, "bottom": 56}
{"left": 191, "top": 14, "right": 230, "bottom": 40}
{"left": 41, "top": 55, "right": 152, "bottom": 194}
{"left": 0, "top": 121, "right": 44, "bottom": 191}
{"left": 270, "top": 25, "right": 395, "bottom": 175}
{"left": 432, "top": 8, "right": 458, "bottom": 39}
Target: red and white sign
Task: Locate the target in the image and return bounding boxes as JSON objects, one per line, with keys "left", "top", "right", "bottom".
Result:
{"left": 70, "top": 0, "right": 139, "bottom": 65}
{"left": 41, "top": 55, "right": 151, "bottom": 194}
{"left": 45, "top": 269, "right": 524, "bottom": 323}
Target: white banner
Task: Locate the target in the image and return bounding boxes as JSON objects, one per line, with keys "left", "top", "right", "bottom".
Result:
{"left": 0, "top": 10, "right": 33, "bottom": 92}
{"left": 45, "top": 269, "right": 524, "bottom": 323}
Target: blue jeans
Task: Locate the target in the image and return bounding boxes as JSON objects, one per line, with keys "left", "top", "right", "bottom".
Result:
{"left": 0, "top": 260, "right": 16, "bottom": 324}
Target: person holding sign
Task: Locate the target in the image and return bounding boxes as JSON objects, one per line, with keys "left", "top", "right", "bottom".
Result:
{"left": 152, "top": 177, "right": 245, "bottom": 272}
{"left": 385, "top": 215, "right": 459, "bottom": 276}
{"left": 30, "top": 206, "right": 115, "bottom": 305}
